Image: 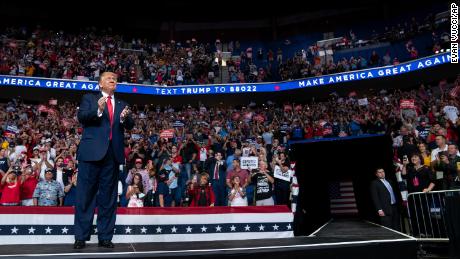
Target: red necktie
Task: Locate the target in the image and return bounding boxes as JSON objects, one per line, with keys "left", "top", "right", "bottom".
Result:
{"left": 107, "top": 96, "right": 114, "bottom": 140}
{"left": 214, "top": 163, "right": 219, "bottom": 180}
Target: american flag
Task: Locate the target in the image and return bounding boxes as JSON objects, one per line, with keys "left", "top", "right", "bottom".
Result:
{"left": 328, "top": 181, "right": 358, "bottom": 215}
{"left": 449, "top": 84, "right": 460, "bottom": 98}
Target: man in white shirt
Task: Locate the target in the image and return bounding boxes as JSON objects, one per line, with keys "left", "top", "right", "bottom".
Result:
{"left": 38, "top": 148, "right": 55, "bottom": 180}
{"left": 392, "top": 126, "right": 409, "bottom": 148}
{"left": 45, "top": 139, "right": 56, "bottom": 161}
{"left": 262, "top": 128, "right": 273, "bottom": 146}
{"left": 54, "top": 157, "right": 66, "bottom": 191}
{"left": 431, "top": 135, "right": 460, "bottom": 182}
{"left": 431, "top": 135, "right": 460, "bottom": 163}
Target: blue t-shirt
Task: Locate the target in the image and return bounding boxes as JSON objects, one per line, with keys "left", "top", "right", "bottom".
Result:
{"left": 292, "top": 126, "right": 303, "bottom": 139}
{"left": 350, "top": 121, "right": 361, "bottom": 133}
{"left": 416, "top": 126, "right": 430, "bottom": 140}
{"left": 0, "top": 158, "right": 8, "bottom": 173}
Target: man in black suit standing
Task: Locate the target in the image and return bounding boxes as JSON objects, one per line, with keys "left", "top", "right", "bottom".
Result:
{"left": 74, "top": 72, "right": 134, "bottom": 249}
{"left": 370, "top": 168, "right": 401, "bottom": 231}
{"left": 208, "top": 151, "right": 227, "bottom": 206}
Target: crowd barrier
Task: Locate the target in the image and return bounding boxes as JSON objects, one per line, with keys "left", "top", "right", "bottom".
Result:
{"left": 406, "top": 189, "right": 460, "bottom": 241}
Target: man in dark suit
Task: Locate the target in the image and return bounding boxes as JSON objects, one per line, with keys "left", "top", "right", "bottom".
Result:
{"left": 208, "top": 151, "right": 227, "bottom": 206}
{"left": 370, "top": 168, "right": 401, "bottom": 231}
{"left": 74, "top": 72, "right": 134, "bottom": 249}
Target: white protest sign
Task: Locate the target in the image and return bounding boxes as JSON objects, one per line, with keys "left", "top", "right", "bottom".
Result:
{"left": 358, "top": 98, "right": 368, "bottom": 106}
{"left": 241, "top": 157, "right": 258, "bottom": 170}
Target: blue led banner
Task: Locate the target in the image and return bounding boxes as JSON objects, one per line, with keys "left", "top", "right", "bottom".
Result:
{"left": 0, "top": 52, "right": 452, "bottom": 96}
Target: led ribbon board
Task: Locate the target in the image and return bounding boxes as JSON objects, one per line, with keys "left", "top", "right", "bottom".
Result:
{"left": 0, "top": 52, "right": 452, "bottom": 96}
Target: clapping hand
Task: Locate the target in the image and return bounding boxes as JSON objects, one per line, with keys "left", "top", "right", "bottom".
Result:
{"left": 120, "top": 106, "right": 131, "bottom": 120}
{"left": 98, "top": 96, "right": 108, "bottom": 112}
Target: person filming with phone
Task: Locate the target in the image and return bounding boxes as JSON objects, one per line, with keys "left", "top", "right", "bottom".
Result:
{"left": 433, "top": 144, "right": 460, "bottom": 190}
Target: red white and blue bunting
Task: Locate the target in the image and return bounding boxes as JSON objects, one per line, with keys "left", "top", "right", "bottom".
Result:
{"left": 0, "top": 206, "right": 293, "bottom": 244}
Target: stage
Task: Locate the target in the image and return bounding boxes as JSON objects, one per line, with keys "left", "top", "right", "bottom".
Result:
{"left": 0, "top": 219, "right": 417, "bottom": 259}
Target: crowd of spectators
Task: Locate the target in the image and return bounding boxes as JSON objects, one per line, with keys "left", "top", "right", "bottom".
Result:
{"left": 0, "top": 27, "right": 219, "bottom": 86}
{"left": 276, "top": 14, "right": 451, "bottom": 81}
{"left": 0, "top": 11, "right": 450, "bottom": 86}
{"left": 0, "top": 74, "right": 459, "bottom": 208}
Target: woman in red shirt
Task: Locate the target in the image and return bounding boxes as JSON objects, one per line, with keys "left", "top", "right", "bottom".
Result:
{"left": 188, "top": 173, "right": 215, "bottom": 207}
{"left": 20, "top": 165, "right": 39, "bottom": 206}
{"left": 0, "top": 168, "right": 23, "bottom": 206}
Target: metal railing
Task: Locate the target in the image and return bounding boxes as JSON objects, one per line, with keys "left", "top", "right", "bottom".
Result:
{"left": 406, "top": 189, "right": 460, "bottom": 241}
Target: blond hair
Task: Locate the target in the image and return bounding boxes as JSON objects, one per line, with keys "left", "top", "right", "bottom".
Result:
{"left": 99, "top": 72, "right": 117, "bottom": 83}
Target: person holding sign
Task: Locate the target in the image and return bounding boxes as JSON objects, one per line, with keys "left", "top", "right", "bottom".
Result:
{"left": 432, "top": 143, "right": 460, "bottom": 190}
{"left": 249, "top": 160, "right": 275, "bottom": 206}
{"left": 239, "top": 156, "right": 258, "bottom": 205}
{"left": 273, "top": 161, "right": 293, "bottom": 205}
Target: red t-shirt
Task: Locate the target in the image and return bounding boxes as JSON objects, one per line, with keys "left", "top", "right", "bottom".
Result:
{"left": 427, "top": 134, "right": 436, "bottom": 144}
{"left": 313, "top": 127, "right": 323, "bottom": 137}
{"left": 124, "top": 147, "right": 131, "bottom": 160}
{"left": 172, "top": 154, "right": 183, "bottom": 164}
{"left": 21, "top": 174, "right": 38, "bottom": 200}
{"left": 0, "top": 181, "right": 22, "bottom": 204}
{"left": 304, "top": 126, "right": 313, "bottom": 139}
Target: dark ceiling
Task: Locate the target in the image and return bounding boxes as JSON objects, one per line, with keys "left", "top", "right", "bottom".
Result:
{"left": 1, "top": 0, "right": 438, "bottom": 23}
{"left": 0, "top": 0, "right": 449, "bottom": 40}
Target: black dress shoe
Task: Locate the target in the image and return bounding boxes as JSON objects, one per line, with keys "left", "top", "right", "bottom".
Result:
{"left": 73, "top": 240, "right": 86, "bottom": 249}
{"left": 98, "top": 240, "right": 115, "bottom": 248}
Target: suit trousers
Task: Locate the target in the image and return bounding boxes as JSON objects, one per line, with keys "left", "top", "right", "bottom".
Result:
{"left": 211, "top": 179, "right": 227, "bottom": 206}
{"left": 74, "top": 142, "right": 119, "bottom": 241}
{"left": 380, "top": 204, "right": 401, "bottom": 232}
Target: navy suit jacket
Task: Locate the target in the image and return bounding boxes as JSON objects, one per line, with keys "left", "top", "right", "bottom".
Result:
{"left": 208, "top": 160, "right": 227, "bottom": 184}
{"left": 370, "top": 179, "right": 401, "bottom": 216}
{"left": 77, "top": 93, "right": 134, "bottom": 164}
